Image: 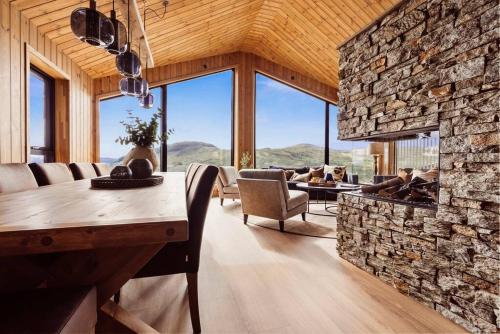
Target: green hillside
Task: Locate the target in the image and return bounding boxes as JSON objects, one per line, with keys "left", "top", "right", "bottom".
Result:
{"left": 101, "top": 141, "right": 373, "bottom": 181}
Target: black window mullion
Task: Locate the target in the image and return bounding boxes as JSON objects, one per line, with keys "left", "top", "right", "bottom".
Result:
{"left": 161, "top": 85, "right": 168, "bottom": 172}
{"left": 324, "top": 102, "right": 330, "bottom": 165}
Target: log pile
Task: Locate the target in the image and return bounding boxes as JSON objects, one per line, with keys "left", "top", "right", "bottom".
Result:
{"left": 361, "top": 176, "right": 438, "bottom": 205}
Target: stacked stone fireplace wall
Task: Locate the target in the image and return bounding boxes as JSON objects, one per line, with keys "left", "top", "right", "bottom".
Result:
{"left": 336, "top": 0, "right": 499, "bottom": 332}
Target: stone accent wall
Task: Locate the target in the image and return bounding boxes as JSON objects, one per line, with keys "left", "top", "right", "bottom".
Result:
{"left": 336, "top": 0, "right": 499, "bottom": 333}
{"left": 337, "top": 194, "right": 498, "bottom": 333}
{"left": 338, "top": 0, "right": 498, "bottom": 140}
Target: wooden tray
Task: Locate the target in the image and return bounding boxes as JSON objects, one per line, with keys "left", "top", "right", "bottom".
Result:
{"left": 91, "top": 175, "right": 164, "bottom": 189}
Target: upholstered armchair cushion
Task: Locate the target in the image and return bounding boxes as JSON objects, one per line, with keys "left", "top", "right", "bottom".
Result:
{"left": 29, "top": 163, "right": 74, "bottom": 186}
{"left": 239, "top": 169, "right": 290, "bottom": 201}
{"left": 237, "top": 169, "right": 308, "bottom": 232}
{"left": 237, "top": 178, "right": 288, "bottom": 220}
{"left": 69, "top": 163, "right": 98, "bottom": 180}
{"left": 287, "top": 190, "right": 308, "bottom": 211}
{"left": 218, "top": 166, "right": 238, "bottom": 186}
{"left": 216, "top": 166, "right": 240, "bottom": 203}
{"left": 223, "top": 184, "right": 239, "bottom": 194}
{"left": 0, "top": 163, "right": 38, "bottom": 194}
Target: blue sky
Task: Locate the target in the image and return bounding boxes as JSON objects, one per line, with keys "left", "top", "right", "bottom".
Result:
{"left": 100, "top": 88, "right": 160, "bottom": 158}
{"left": 99, "top": 70, "right": 368, "bottom": 159}
{"left": 167, "top": 71, "right": 232, "bottom": 147}
{"left": 30, "top": 72, "right": 47, "bottom": 148}
{"left": 256, "top": 73, "right": 365, "bottom": 151}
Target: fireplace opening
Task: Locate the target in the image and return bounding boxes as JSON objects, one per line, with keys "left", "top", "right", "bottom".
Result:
{"left": 359, "top": 130, "right": 439, "bottom": 208}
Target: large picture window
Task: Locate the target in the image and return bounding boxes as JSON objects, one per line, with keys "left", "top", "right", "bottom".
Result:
{"left": 99, "top": 87, "right": 162, "bottom": 166}
{"left": 255, "top": 73, "right": 325, "bottom": 168}
{"left": 99, "top": 70, "right": 234, "bottom": 172}
{"left": 255, "top": 73, "right": 376, "bottom": 183}
{"left": 29, "top": 67, "right": 55, "bottom": 163}
{"left": 166, "top": 70, "right": 234, "bottom": 171}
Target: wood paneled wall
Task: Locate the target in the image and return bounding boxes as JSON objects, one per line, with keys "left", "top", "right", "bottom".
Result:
{"left": 0, "top": 0, "right": 94, "bottom": 163}
{"left": 93, "top": 51, "right": 338, "bottom": 167}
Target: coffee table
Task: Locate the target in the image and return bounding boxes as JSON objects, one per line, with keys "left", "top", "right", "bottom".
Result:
{"left": 296, "top": 182, "right": 361, "bottom": 216}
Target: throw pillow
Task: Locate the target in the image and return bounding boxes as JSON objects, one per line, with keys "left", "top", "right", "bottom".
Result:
{"left": 284, "top": 169, "right": 295, "bottom": 181}
{"left": 309, "top": 167, "right": 324, "bottom": 179}
{"left": 291, "top": 172, "right": 310, "bottom": 182}
{"left": 324, "top": 164, "right": 346, "bottom": 181}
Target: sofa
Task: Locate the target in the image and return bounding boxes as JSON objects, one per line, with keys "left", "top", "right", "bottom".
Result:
{"left": 268, "top": 165, "right": 349, "bottom": 190}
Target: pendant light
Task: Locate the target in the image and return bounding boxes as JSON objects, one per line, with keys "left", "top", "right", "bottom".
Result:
{"left": 116, "top": 0, "right": 141, "bottom": 77}
{"left": 71, "top": 0, "right": 115, "bottom": 47}
{"left": 105, "top": 0, "right": 127, "bottom": 55}
{"left": 119, "top": 76, "right": 143, "bottom": 97}
{"left": 138, "top": 3, "right": 153, "bottom": 108}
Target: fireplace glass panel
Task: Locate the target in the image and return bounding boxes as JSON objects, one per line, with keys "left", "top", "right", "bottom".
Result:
{"left": 396, "top": 130, "right": 439, "bottom": 170}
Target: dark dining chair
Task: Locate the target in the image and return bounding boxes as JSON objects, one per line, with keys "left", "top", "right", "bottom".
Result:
{"left": 0, "top": 163, "right": 39, "bottom": 193}
{"left": 29, "top": 163, "right": 74, "bottom": 186}
{"left": 115, "top": 163, "right": 218, "bottom": 333}
{"left": 92, "top": 162, "right": 112, "bottom": 176}
{"left": 69, "top": 162, "right": 98, "bottom": 180}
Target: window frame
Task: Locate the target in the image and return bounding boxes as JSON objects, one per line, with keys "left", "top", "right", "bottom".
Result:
{"left": 29, "top": 65, "right": 55, "bottom": 163}
{"left": 253, "top": 71, "right": 333, "bottom": 168}
{"left": 98, "top": 68, "right": 236, "bottom": 171}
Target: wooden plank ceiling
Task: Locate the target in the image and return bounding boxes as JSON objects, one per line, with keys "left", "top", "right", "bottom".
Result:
{"left": 10, "top": 0, "right": 399, "bottom": 88}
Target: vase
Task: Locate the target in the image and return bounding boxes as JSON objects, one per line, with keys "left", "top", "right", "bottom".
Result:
{"left": 128, "top": 159, "right": 153, "bottom": 179}
{"left": 123, "top": 146, "right": 159, "bottom": 171}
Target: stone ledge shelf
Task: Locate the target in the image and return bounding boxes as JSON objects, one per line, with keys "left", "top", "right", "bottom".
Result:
{"left": 343, "top": 190, "right": 438, "bottom": 210}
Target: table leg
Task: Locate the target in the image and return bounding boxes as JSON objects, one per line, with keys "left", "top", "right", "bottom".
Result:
{"left": 97, "top": 300, "right": 160, "bottom": 333}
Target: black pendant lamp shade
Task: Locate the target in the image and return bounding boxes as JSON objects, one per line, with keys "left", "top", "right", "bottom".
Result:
{"left": 116, "top": 46, "right": 141, "bottom": 77}
{"left": 119, "top": 77, "right": 142, "bottom": 97}
{"left": 71, "top": 0, "right": 115, "bottom": 47}
{"left": 139, "top": 92, "right": 154, "bottom": 109}
{"left": 105, "top": 7, "right": 127, "bottom": 55}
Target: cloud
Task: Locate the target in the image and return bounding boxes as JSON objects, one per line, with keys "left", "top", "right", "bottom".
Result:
{"left": 258, "top": 78, "right": 296, "bottom": 94}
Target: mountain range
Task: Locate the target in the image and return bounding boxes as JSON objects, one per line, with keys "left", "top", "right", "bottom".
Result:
{"left": 101, "top": 140, "right": 358, "bottom": 172}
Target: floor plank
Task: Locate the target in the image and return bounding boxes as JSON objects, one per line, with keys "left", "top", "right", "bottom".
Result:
{"left": 120, "top": 199, "right": 466, "bottom": 333}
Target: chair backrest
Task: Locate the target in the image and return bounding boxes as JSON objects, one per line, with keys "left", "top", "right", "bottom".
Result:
{"left": 29, "top": 163, "right": 74, "bottom": 186}
{"left": 91, "top": 163, "right": 111, "bottom": 176}
{"left": 238, "top": 169, "right": 290, "bottom": 200}
{"left": 0, "top": 163, "right": 38, "bottom": 194}
{"left": 218, "top": 166, "right": 238, "bottom": 186}
{"left": 69, "top": 163, "right": 98, "bottom": 180}
{"left": 184, "top": 163, "right": 218, "bottom": 272}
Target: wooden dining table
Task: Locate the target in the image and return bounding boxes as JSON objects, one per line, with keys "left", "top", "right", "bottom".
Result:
{"left": 0, "top": 172, "right": 188, "bottom": 332}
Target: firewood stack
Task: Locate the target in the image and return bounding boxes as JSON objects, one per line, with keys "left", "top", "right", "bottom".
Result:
{"left": 361, "top": 168, "right": 439, "bottom": 204}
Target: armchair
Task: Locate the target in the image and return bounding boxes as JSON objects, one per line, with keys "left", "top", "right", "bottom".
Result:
{"left": 237, "top": 169, "right": 308, "bottom": 232}
{"left": 215, "top": 166, "right": 240, "bottom": 205}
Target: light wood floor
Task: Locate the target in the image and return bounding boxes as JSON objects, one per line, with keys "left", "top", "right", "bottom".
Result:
{"left": 120, "top": 199, "right": 466, "bottom": 333}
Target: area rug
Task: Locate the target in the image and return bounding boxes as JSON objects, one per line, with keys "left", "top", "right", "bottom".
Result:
{"left": 221, "top": 200, "right": 337, "bottom": 239}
